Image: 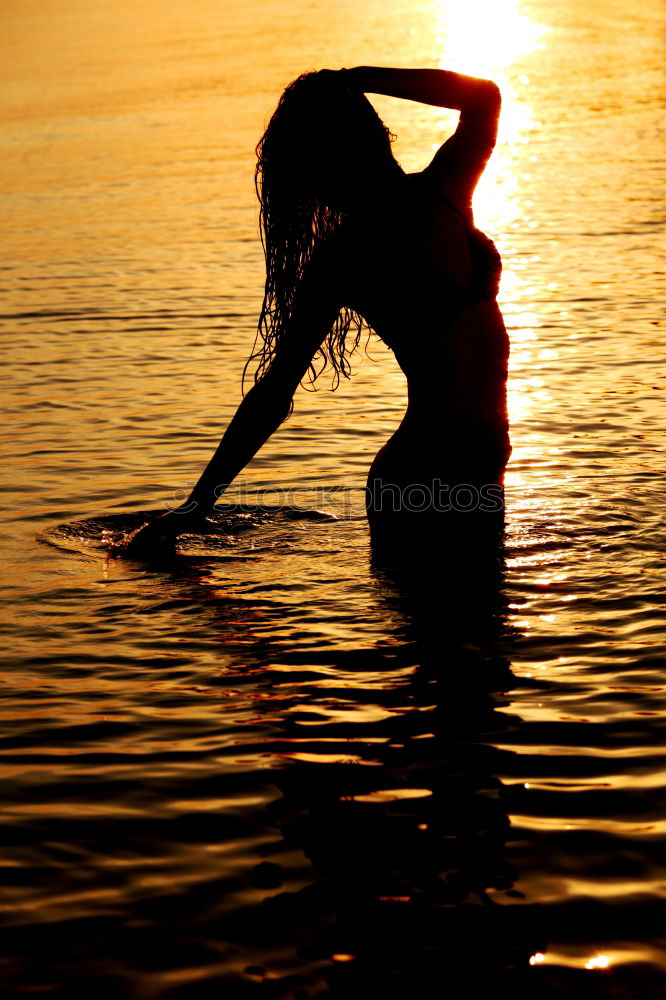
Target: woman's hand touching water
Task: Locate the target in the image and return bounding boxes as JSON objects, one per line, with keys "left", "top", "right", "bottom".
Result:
{"left": 111, "top": 505, "right": 209, "bottom": 560}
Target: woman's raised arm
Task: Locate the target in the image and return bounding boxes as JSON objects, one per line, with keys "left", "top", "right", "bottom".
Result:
{"left": 342, "top": 66, "right": 499, "bottom": 114}
{"left": 343, "top": 66, "right": 501, "bottom": 206}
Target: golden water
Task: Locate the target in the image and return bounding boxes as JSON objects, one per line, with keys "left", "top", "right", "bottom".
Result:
{"left": 1, "top": 0, "right": 665, "bottom": 995}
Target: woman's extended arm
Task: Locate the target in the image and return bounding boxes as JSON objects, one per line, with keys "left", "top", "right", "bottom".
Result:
{"left": 181, "top": 373, "right": 296, "bottom": 514}
{"left": 344, "top": 66, "right": 501, "bottom": 206}
{"left": 119, "top": 253, "right": 340, "bottom": 555}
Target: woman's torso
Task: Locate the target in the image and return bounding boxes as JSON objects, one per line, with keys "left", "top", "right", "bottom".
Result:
{"left": 336, "top": 170, "right": 511, "bottom": 482}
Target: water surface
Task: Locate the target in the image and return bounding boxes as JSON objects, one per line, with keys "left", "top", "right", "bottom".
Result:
{"left": 1, "top": 0, "right": 665, "bottom": 996}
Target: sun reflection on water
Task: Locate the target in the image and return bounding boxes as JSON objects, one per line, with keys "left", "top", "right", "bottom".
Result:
{"left": 585, "top": 954, "right": 610, "bottom": 970}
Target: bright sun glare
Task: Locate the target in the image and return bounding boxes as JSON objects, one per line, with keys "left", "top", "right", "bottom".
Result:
{"left": 434, "top": 0, "right": 547, "bottom": 77}
{"left": 433, "top": 0, "right": 549, "bottom": 215}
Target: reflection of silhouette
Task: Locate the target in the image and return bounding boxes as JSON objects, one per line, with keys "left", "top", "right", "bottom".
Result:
{"left": 233, "top": 513, "right": 545, "bottom": 997}
{"left": 27, "top": 509, "right": 553, "bottom": 998}
{"left": 154, "top": 505, "right": 541, "bottom": 997}
{"left": 369, "top": 490, "right": 508, "bottom": 653}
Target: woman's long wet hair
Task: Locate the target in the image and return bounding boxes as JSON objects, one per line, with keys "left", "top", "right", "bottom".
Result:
{"left": 243, "top": 71, "right": 397, "bottom": 403}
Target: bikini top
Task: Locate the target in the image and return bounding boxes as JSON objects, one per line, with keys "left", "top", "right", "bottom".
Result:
{"left": 466, "top": 225, "right": 502, "bottom": 303}
{"left": 345, "top": 176, "right": 502, "bottom": 316}
{"left": 395, "top": 176, "right": 502, "bottom": 309}
{"left": 437, "top": 191, "right": 502, "bottom": 305}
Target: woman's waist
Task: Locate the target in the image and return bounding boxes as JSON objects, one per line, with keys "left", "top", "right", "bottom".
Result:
{"left": 370, "top": 417, "right": 511, "bottom": 478}
{"left": 390, "top": 411, "right": 509, "bottom": 455}
{"left": 396, "top": 392, "right": 508, "bottom": 441}
{"left": 390, "top": 304, "right": 510, "bottom": 379}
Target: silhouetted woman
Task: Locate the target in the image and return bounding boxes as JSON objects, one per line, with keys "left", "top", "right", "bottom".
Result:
{"left": 121, "top": 68, "right": 511, "bottom": 558}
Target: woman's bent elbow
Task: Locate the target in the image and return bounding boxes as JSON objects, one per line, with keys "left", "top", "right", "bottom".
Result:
{"left": 481, "top": 80, "right": 501, "bottom": 111}
{"left": 470, "top": 79, "right": 501, "bottom": 113}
